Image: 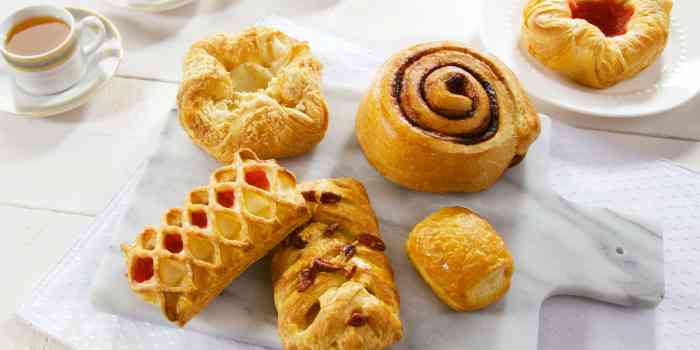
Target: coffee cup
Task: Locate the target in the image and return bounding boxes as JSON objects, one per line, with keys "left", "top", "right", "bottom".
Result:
{"left": 0, "top": 5, "right": 106, "bottom": 96}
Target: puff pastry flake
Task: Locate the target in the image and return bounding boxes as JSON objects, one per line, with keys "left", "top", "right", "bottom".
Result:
{"left": 177, "top": 27, "right": 329, "bottom": 162}
{"left": 406, "top": 207, "right": 513, "bottom": 311}
{"left": 356, "top": 42, "right": 540, "bottom": 193}
{"left": 121, "top": 149, "right": 311, "bottom": 326}
{"left": 521, "top": 0, "right": 673, "bottom": 88}
{"left": 271, "top": 178, "right": 402, "bottom": 350}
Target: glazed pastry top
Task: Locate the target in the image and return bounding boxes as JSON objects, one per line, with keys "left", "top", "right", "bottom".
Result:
{"left": 521, "top": 0, "right": 673, "bottom": 88}
{"left": 272, "top": 178, "right": 402, "bottom": 350}
{"left": 177, "top": 27, "right": 328, "bottom": 162}
{"left": 406, "top": 207, "right": 513, "bottom": 311}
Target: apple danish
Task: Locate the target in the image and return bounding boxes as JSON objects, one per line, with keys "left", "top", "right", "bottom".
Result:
{"left": 271, "top": 178, "right": 403, "bottom": 350}
{"left": 521, "top": 0, "right": 673, "bottom": 88}
{"left": 356, "top": 42, "right": 540, "bottom": 193}
{"left": 121, "top": 149, "right": 311, "bottom": 326}
{"left": 406, "top": 207, "right": 514, "bottom": 311}
{"left": 177, "top": 27, "right": 329, "bottom": 162}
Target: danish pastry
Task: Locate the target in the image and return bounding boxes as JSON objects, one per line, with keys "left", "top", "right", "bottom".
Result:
{"left": 405, "top": 207, "right": 513, "bottom": 311}
{"left": 271, "top": 178, "right": 403, "bottom": 350}
{"left": 356, "top": 42, "right": 540, "bottom": 193}
{"left": 521, "top": 0, "right": 673, "bottom": 88}
{"left": 121, "top": 149, "right": 311, "bottom": 326}
{"left": 177, "top": 27, "right": 329, "bottom": 162}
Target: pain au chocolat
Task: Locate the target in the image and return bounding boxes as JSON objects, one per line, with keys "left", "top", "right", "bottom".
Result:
{"left": 356, "top": 42, "right": 540, "bottom": 193}
{"left": 406, "top": 207, "right": 514, "bottom": 311}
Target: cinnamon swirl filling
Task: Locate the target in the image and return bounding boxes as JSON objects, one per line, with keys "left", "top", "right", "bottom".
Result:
{"left": 392, "top": 48, "right": 500, "bottom": 145}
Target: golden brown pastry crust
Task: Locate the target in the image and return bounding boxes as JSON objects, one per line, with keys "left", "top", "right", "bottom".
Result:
{"left": 405, "top": 207, "right": 513, "bottom": 311}
{"left": 356, "top": 42, "right": 540, "bottom": 193}
{"left": 271, "top": 178, "right": 402, "bottom": 350}
{"left": 177, "top": 27, "right": 329, "bottom": 162}
{"left": 121, "top": 149, "right": 311, "bottom": 326}
{"left": 521, "top": 0, "right": 673, "bottom": 88}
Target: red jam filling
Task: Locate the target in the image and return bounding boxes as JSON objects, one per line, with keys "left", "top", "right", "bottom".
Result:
{"left": 190, "top": 210, "right": 208, "bottom": 228}
{"left": 132, "top": 257, "right": 154, "bottom": 283}
{"left": 164, "top": 233, "right": 183, "bottom": 253}
{"left": 216, "top": 190, "right": 235, "bottom": 208}
{"left": 245, "top": 170, "right": 270, "bottom": 191}
{"left": 569, "top": 0, "right": 634, "bottom": 37}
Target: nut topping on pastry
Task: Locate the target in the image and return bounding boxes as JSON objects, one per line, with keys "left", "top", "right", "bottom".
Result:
{"left": 296, "top": 257, "right": 344, "bottom": 292}
{"left": 283, "top": 227, "right": 307, "bottom": 249}
{"left": 342, "top": 244, "right": 356, "bottom": 258}
{"left": 301, "top": 190, "right": 317, "bottom": 203}
{"left": 319, "top": 191, "right": 342, "bottom": 204}
{"left": 313, "top": 257, "right": 343, "bottom": 273}
{"left": 297, "top": 267, "right": 315, "bottom": 292}
{"left": 357, "top": 233, "right": 386, "bottom": 251}
{"left": 272, "top": 178, "right": 402, "bottom": 349}
{"left": 324, "top": 222, "right": 340, "bottom": 236}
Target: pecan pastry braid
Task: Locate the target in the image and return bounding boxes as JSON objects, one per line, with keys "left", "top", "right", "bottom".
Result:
{"left": 121, "top": 149, "right": 311, "bottom": 326}
{"left": 177, "top": 27, "right": 329, "bottom": 162}
{"left": 406, "top": 207, "right": 514, "bottom": 311}
{"left": 271, "top": 178, "right": 402, "bottom": 350}
{"left": 521, "top": 0, "right": 672, "bottom": 88}
{"left": 356, "top": 42, "right": 540, "bottom": 193}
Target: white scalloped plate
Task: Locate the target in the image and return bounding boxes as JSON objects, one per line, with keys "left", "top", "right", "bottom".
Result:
{"left": 0, "top": 7, "right": 123, "bottom": 118}
{"left": 102, "top": 0, "right": 195, "bottom": 12}
{"left": 481, "top": 0, "right": 700, "bottom": 118}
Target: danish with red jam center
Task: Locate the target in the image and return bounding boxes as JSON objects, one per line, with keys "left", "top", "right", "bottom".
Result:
{"left": 521, "top": 0, "right": 673, "bottom": 88}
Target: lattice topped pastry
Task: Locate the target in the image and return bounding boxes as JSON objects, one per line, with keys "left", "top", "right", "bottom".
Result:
{"left": 121, "top": 149, "right": 311, "bottom": 326}
{"left": 271, "top": 178, "right": 403, "bottom": 350}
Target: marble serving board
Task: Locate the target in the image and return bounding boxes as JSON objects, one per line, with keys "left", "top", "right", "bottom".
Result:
{"left": 90, "top": 88, "right": 663, "bottom": 349}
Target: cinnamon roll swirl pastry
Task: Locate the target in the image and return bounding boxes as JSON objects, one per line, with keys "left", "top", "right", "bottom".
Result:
{"left": 521, "top": 0, "right": 672, "bottom": 88}
{"left": 177, "top": 27, "right": 329, "bottom": 162}
{"left": 356, "top": 42, "right": 540, "bottom": 193}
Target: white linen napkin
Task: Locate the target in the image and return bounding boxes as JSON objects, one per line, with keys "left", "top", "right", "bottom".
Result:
{"left": 15, "top": 17, "right": 700, "bottom": 350}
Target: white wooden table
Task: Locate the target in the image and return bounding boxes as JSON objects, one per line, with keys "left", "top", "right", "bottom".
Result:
{"left": 1, "top": 1, "right": 699, "bottom": 349}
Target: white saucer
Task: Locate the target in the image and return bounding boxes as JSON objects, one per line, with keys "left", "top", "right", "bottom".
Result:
{"left": 103, "top": 0, "right": 195, "bottom": 12}
{"left": 481, "top": 0, "right": 700, "bottom": 118}
{"left": 0, "top": 7, "right": 123, "bottom": 118}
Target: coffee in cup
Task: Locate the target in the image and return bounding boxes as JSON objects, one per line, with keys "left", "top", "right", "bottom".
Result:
{"left": 6, "top": 16, "right": 71, "bottom": 56}
{"left": 0, "top": 5, "right": 106, "bottom": 96}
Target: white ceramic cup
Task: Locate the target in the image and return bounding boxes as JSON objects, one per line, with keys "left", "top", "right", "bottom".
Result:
{"left": 0, "top": 5, "right": 106, "bottom": 96}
